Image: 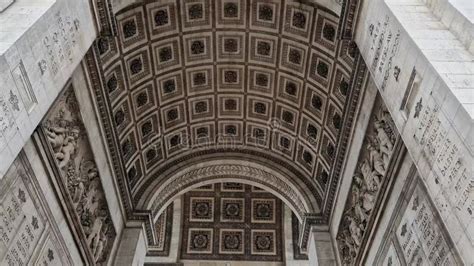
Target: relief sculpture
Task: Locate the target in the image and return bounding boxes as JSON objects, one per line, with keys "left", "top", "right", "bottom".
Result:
{"left": 41, "top": 86, "right": 115, "bottom": 264}
{"left": 337, "top": 97, "right": 398, "bottom": 265}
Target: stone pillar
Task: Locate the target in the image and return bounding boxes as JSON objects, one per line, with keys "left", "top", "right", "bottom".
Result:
{"left": 284, "top": 206, "right": 309, "bottom": 266}
{"left": 144, "top": 197, "right": 182, "bottom": 264}
{"left": 115, "top": 227, "right": 147, "bottom": 266}
{"left": 308, "top": 229, "right": 336, "bottom": 266}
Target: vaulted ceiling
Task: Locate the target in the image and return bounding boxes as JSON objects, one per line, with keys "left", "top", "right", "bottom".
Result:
{"left": 88, "top": 0, "right": 362, "bottom": 229}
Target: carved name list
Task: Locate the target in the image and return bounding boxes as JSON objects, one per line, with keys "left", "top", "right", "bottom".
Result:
{"left": 0, "top": 155, "right": 71, "bottom": 265}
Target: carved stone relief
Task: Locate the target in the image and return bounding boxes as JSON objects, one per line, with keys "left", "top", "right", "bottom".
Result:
{"left": 336, "top": 95, "right": 399, "bottom": 265}
{"left": 0, "top": 153, "right": 71, "bottom": 265}
{"left": 39, "top": 86, "right": 116, "bottom": 264}
{"left": 375, "top": 170, "right": 462, "bottom": 265}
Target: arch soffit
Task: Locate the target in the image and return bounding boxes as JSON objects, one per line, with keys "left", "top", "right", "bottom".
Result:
{"left": 138, "top": 158, "right": 320, "bottom": 220}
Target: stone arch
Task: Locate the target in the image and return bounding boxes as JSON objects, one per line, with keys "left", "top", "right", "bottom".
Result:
{"left": 137, "top": 158, "right": 320, "bottom": 222}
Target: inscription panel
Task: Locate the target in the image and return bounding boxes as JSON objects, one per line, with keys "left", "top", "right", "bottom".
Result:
{"left": 413, "top": 102, "right": 473, "bottom": 241}
{"left": 37, "top": 12, "right": 81, "bottom": 77}
{"left": 0, "top": 154, "right": 71, "bottom": 265}
{"left": 367, "top": 15, "right": 401, "bottom": 92}
{"left": 376, "top": 172, "right": 462, "bottom": 265}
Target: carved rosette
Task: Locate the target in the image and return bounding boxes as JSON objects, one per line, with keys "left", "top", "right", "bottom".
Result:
{"left": 40, "top": 86, "right": 116, "bottom": 264}
{"left": 336, "top": 96, "right": 399, "bottom": 265}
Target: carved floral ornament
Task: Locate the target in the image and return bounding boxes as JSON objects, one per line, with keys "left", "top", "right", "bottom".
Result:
{"left": 336, "top": 100, "right": 398, "bottom": 265}
{"left": 40, "top": 87, "right": 116, "bottom": 264}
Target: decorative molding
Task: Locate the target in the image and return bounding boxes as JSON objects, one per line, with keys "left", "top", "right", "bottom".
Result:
{"left": 326, "top": 51, "right": 367, "bottom": 219}
{"left": 147, "top": 203, "right": 173, "bottom": 256}
{"left": 291, "top": 213, "right": 308, "bottom": 260}
{"left": 149, "top": 164, "right": 308, "bottom": 220}
{"left": 135, "top": 150, "right": 321, "bottom": 213}
{"left": 338, "top": 0, "right": 361, "bottom": 40}
{"left": 298, "top": 213, "right": 323, "bottom": 252}
{"left": 84, "top": 50, "right": 137, "bottom": 220}
{"left": 91, "top": 0, "right": 117, "bottom": 36}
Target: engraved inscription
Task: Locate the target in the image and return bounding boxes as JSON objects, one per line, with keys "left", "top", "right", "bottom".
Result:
{"left": 396, "top": 183, "right": 459, "bottom": 265}
{"left": 39, "top": 12, "right": 80, "bottom": 76}
{"left": 0, "top": 156, "right": 71, "bottom": 265}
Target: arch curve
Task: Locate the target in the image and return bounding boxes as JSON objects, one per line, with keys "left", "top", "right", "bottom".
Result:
{"left": 137, "top": 157, "right": 320, "bottom": 221}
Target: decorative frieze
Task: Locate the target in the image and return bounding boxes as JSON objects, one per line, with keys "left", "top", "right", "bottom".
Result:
{"left": 39, "top": 86, "right": 116, "bottom": 264}
{"left": 336, "top": 96, "right": 399, "bottom": 265}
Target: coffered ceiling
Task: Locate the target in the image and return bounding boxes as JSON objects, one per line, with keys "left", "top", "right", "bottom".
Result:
{"left": 89, "top": 0, "right": 361, "bottom": 226}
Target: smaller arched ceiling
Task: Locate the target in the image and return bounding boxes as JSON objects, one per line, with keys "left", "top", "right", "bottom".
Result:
{"left": 178, "top": 182, "right": 286, "bottom": 261}
{"left": 90, "top": 0, "right": 360, "bottom": 227}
